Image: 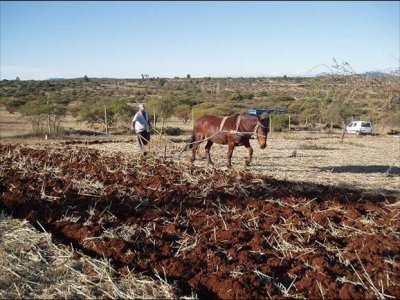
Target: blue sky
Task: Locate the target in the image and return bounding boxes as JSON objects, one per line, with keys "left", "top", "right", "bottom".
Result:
{"left": 1, "top": 1, "right": 399, "bottom": 80}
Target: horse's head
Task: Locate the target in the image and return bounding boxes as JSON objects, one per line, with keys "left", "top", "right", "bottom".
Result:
{"left": 255, "top": 115, "right": 270, "bottom": 149}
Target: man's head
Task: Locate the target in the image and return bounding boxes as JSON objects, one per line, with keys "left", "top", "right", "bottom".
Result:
{"left": 138, "top": 103, "right": 145, "bottom": 111}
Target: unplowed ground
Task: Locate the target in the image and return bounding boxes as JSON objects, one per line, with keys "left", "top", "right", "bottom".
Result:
{"left": 1, "top": 143, "right": 400, "bottom": 299}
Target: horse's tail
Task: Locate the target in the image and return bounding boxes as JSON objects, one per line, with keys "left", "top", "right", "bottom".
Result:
{"left": 187, "top": 133, "right": 195, "bottom": 149}
{"left": 178, "top": 133, "right": 195, "bottom": 157}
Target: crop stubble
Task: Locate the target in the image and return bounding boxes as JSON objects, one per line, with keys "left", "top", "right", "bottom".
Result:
{"left": 1, "top": 142, "right": 399, "bottom": 299}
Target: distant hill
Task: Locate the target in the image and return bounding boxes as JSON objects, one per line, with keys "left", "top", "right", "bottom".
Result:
{"left": 46, "top": 77, "right": 133, "bottom": 81}
{"left": 360, "top": 71, "right": 395, "bottom": 78}
{"left": 43, "top": 72, "right": 398, "bottom": 81}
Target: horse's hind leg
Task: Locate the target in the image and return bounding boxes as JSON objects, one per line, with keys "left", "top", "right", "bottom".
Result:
{"left": 226, "top": 143, "right": 235, "bottom": 168}
{"left": 205, "top": 140, "right": 214, "bottom": 166}
{"left": 244, "top": 141, "right": 253, "bottom": 166}
{"left": 191, "top": 141, "right": 201, "bottom": 163}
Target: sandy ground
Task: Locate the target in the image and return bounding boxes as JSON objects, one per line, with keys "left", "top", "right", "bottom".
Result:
{"left": 77, "top": 131, "right": 399, "bottom": 196}
{"left": 0, "top": 107, "right": 30, "bottom": 138}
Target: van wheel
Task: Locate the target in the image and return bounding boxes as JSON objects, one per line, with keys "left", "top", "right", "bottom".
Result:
{"left": 356, "top": 131, "right": 361, "bottom": 136}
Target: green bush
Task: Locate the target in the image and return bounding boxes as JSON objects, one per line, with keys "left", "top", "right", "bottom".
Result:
{"left": 146, "top": 94, "right": 176, "bottom": 123}
{"left": 228, "top": 91, "right": 254, "bottom": 101}
{"left": 2, "top": 98, "right": 27, "bottom": 113}
{"left": 192, "top": 102, "right": 236, "bottom": 119}
{"left": 20, "top": 98, "right": 67, "bottom": 135}
{"left": 299, "top": 107, "right": 320, "bottom": 124}
{"left": 158, "top": 78, "right": 167, "bottom": 87}
{"left": 258, "top": 91, "right": 269, "bottom": 97}
{"left": 229, "top": 92, "right": 242, "bottom": 101}
{"left": 270, "top": 115, "right": 289, "bottom": 132}
{"left": 77, "top": 98, "right": 134, "bottom": 126}
{"left": 272, "top": 95, "right": 296, "bottom": 102}
{"left": 173, "top": 104, "right": 192, "bottom": 124}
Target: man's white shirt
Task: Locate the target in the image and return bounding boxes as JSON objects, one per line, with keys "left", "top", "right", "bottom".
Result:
{"left": 132, "top": 112, "right": 149, "bottom": 133}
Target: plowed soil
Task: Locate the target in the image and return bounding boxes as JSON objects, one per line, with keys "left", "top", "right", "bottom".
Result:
{"left": 1, "top": 143, "right": 399, "bottom": 299}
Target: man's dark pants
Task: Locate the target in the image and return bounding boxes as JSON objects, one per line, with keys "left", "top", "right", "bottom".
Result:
{"left": 137, "top": 131, "right": 150, "bottom": 150}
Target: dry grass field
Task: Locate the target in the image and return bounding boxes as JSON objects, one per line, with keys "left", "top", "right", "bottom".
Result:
{"left": 1, "top": 106, "right": 399, "bottom": 299}
{"left": 0, "top": 106, "right": 96, "bottom": 139}
{"left": 0, "top": 107, "right": 30, "bottom": 138}
{"left": 78, "top": 130, "right": 399, "bottom": 195}
{"left": 2, "top": 107, "right": 398, "bottom": 194}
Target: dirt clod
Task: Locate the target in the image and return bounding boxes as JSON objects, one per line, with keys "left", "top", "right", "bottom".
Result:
{"left": 1, "top": 144, "right": 399, "bottom": 299}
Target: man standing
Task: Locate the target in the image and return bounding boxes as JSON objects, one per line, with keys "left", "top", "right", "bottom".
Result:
{"left": 131, "top": 103, "right": 151, "bottom": 153}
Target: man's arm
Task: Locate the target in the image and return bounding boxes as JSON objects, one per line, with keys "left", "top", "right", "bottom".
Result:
{"left": 131, "top": 113, "right": 138, "bottom": 130}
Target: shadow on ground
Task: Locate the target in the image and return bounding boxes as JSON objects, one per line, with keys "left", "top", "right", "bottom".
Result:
{"left": 316, "top": 165, "right": 400, "bottom": 175}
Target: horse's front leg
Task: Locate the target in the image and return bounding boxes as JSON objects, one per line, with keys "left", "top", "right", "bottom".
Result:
{"left": 244, "top": 141, "right": 253, "bottom": 166}
{"left": 226, "top": 143, "right": 235, "bottom": 168}
{"left": 205, "top": 140, "right": 214, "bottom": 166}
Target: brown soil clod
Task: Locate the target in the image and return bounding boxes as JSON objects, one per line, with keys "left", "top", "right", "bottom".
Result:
{"left": 1, "top": 144, "right": 399, "bottom": 299}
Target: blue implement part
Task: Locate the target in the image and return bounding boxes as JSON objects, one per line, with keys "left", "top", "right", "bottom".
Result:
{"left": 248, "top": 108, "right": 287, "bottom": 115}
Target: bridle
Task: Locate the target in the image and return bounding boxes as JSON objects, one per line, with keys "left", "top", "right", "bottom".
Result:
{"left": 253, "top": 118, "right": 269, "bottom": 139}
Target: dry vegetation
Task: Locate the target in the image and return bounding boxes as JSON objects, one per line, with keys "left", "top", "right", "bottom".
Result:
{"left": 0, "top": 213, "right": 177, "bottom": 299}
{"left": 1, "top": 72, "right": 399, "bottom": 137}
{"left": 1, "top": 130, "right": 399, "bottom": 298}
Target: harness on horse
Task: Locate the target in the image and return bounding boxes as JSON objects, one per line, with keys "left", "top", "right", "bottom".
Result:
{"left": 219, "top": 114, "right": 242, "bottom": 133}
{"left": 218, "top": 113, "right": 266, "bottom": 137}
{"left": 178, "top": 113, "right": 269, "bottom": 157}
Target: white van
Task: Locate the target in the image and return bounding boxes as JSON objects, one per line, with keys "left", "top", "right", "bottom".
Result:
{"left": 346, "top": 121, "right": 373, "bottom": 135}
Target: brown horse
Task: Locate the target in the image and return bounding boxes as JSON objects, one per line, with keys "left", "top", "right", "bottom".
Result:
{"left": 188, "top": 112, "right": 270, "bottom": 167}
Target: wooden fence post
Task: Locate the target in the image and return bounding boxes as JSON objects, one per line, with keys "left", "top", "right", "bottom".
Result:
{"left": 269, "top": 115, "right": 272, "bottom": 133}
{"left": 104, "top": 105, "right": 108, "bottom": 135}
{"left": 47, "top": 100, "right": 51, "bottom": 135}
